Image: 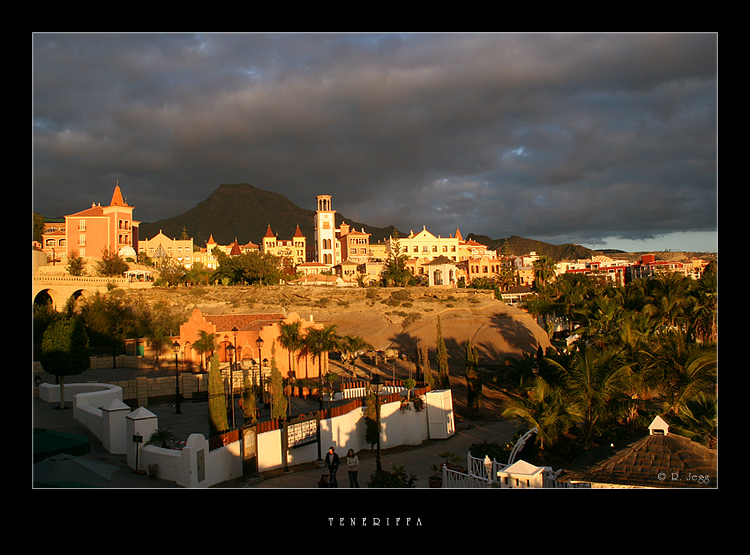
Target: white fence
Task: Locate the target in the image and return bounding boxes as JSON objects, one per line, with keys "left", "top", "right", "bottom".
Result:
{"left": 38, "top": 381, "right": 449, "bottom": 488}
{"left": 442, "top": 453, "right": 590, "bottom": 489}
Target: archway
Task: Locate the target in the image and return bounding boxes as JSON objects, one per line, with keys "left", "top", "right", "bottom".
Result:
{"left": 33, "top": 288, "right": 66, "bottom": 310}
{"left": 68, "top": 289, "right": 90, "bottom": 313}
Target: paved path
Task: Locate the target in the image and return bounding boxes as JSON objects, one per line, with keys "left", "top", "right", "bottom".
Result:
{"left": 33, "top": 364, "right": 521, "bottom": 488}
{"left": 232, "top": 418, "right": 521, "bottom": 488}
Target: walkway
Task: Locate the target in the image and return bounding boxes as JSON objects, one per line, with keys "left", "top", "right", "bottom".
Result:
{"left": 33, "top": 363, "right": 521, "bottom": 488}
{"left": 225, "top": 418, "right": 520, "bottom": 488}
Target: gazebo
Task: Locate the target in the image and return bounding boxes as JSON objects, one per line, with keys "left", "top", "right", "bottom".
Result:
{"left": 559, "top": 416, "right": 717, "bottom": 488}
{"left": 426, "top": 255, "right": 457, "bottom": 287}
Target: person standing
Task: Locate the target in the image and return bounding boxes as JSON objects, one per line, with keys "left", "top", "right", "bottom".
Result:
{"left": 346, "top": 448, "right": 360, "bottom": 488}
{"left": 325, "top": 446, "right": 340, "bottom": 488}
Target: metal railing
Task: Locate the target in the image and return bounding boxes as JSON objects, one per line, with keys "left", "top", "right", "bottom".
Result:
{"left": 442, "top": 452, "right": 590, "bottom": 489}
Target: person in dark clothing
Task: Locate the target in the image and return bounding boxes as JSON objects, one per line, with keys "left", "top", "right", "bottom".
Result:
{"left": 325, "top": 446, "right": 340, "bottom": 488}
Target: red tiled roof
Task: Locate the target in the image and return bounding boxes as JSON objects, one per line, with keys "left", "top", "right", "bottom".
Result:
{"left": 110, "top": 182, "right": 128, "bottom": 207}
{"left": 66, "top": 205, "right": 105, "bottom": 218}
{"left": 204, "top": 313, "right": 285, "bottom": 332}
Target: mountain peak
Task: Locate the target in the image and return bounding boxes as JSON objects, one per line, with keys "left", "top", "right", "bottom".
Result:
{"left": 139, "top": 184, "right": 396, "bottom": 247}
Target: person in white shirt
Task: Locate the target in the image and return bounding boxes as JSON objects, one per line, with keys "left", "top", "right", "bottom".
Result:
{"left": 346, "top": 448, "right": 360, "bottom": 488}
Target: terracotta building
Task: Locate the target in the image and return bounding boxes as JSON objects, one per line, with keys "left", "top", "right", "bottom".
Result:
{"left": 58, "top": 181, "right": 140, "bottom": 261}
{"left": 178, "top": 309, "right": 323, "bottom": 381}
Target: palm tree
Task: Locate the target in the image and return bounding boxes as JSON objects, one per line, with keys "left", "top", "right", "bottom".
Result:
{"left": 686, "top": 263, "right": 717, "bottom": 344}
{"left": 501, "top": 378, "right": 580, "bottom": 453}
{"left": 304, "top": 324, "right": 341, "bottom": 380}
{"left": 532, "top": 255, "right": 557, "bottom": 293}
{"left": 669, "top": 393, "right": 717, "bottom": 448}
{"left": 547, "top": 342, "right": 636, "bottom": 449}
{"left": 651, "top": 331, "right": 717, "bottom": 417}
{"left": 339, "top": 334, "right": 373, "bottom": 372}
{"left": 492, "top": 352, "right": 539, "bottom": 397}
{"left": 278, "top": 320, "right": 305, "bottom": 379}
{"left": 193, "top": 330, "right": 218, "bottom": 371}
{"left": 572, "top": 294, "right": 624, "bottom": 347}
{"left": 647, "top": 272, "right": 691, "bottom": 331}
{"left": 146, "top": 428, "right": 176, "bottom": 448}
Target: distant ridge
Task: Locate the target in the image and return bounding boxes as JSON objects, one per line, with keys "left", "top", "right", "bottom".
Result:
{"left": 467, "top": 233, "right": 594, "bottom": 261}
{"left": 139, "top": 183, "right": 400, "bottom": 247}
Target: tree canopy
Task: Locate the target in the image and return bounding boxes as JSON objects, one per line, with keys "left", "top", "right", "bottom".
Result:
{"left": 499, "top": 266, "right": 718, "bottom": 457}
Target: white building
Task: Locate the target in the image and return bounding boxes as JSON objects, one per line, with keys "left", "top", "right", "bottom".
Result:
{"left": 314, "top": 195, "right": 338, "bottom": 266}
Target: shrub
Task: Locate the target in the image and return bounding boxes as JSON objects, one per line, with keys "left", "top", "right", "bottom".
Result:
{"left": 367, "top": 464, "right": 417, "bottom": 488}
{"left": 468, "top": 441, "right": 509, "bottom": 463}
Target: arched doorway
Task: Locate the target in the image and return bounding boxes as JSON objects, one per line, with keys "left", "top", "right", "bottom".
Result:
{"left": 33, "top": 289, "right": 54, "bottom": 307}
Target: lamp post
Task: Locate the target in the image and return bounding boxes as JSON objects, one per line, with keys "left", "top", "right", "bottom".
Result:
{"left": 484, "top": 455, "right": 494, "bottom": 486}
{"left": 370, "top": 373, "right": 383, "bottom": 472}
{"left": 316, "top": 338, "right": 324, "bottom": 412}
{"left": 231, "top": 326, "right": 238, "bottom": 357}
{"left": 256, "top": 336, "right": 264, "bottom": 393}
{"left": 172, "top": 340, "right": 182, "bottom": 414}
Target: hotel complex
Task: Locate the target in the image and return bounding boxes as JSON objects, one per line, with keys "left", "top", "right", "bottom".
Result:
{"left": 37, "top": 183, "right": 711, "bottom": 289}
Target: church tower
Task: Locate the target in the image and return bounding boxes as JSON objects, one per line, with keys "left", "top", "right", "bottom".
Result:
{"left": 314, "top": 195, "right": 337, "bottom": 265}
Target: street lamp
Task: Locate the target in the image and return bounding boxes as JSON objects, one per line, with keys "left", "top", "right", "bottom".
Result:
{"left": 484, "top": 455, "right": 494, "bottom": 485}
{"left": 172, "top": 340, "right": 182, "bottom": 414}
{"left": 256, "top": 336, "right": 264, "bottom": 392}
{"left": 370, "top": 373, "right": 383, "bottom": 472}
{"left": 316, "top": 338, "right": 324, "bottom": 412}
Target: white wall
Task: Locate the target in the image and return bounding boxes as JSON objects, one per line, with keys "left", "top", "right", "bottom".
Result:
{"left": 39, "top": 383, "right": 451, "bottom": 488}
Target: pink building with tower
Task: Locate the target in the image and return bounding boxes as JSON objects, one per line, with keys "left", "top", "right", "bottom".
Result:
{"left": 41, "top": 181, "right": 140, "bottom": 263}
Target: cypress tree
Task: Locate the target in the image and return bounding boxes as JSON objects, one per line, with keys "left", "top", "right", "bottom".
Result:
{"left": 270, "top": 345, "right": 288, "bottom": 419}
{"left": 417, "top": 339, "right": 434, "bottom": 389}
{"left": 436, "top": 317, "right": 449, "bottom": 389}
{"left": 208, "top": 353, "right": 228, "bottom": 435}
{"left": 465, "top": 340, "right": 482, "bottom": 414}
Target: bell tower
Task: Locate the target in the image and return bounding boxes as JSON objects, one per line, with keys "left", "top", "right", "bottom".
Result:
{"left": 314, "top": 195, "right": 336, "bottom": 265}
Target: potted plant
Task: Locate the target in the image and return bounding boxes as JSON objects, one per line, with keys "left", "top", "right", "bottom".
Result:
{"left": 368, "top": 464, "right": 417, "bottom": 488}
{"left": 146, "top": 427, "right": 176, "bottom": 448}
{"left": 429, "top": 452, "right": 464, "bottom": 488}
{"left": 145, "top": 427, "right": 177, "bottom": 479}
{"left": 439, "top": 451, "right": 465, "bottom": 473}
{"left": 428, "top": 464, "right": 443, "bottom": 488}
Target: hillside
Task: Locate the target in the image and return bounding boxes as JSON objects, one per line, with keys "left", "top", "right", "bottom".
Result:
{"left": 138, "top": 183, "right": 400, "bottom": 247}
{"left": 467, "top": 233, "right": 594, "bottom": 261}
{"left": 121, "top": 285, "right": 551, "bottom": 367}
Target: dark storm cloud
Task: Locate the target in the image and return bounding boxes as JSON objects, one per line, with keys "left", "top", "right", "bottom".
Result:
{"left": 32, "top": 32, "right": 717, "bottom": 248}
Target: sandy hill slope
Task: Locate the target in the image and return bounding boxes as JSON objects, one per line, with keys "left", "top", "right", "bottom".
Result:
{"left": 124, "top": 285, "right": 550, "bottom": 366}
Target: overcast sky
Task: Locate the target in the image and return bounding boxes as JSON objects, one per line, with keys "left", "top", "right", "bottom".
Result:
{"left": 32, "top": 32, "right": 718, "bottom": 251}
